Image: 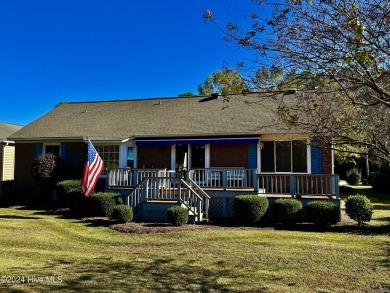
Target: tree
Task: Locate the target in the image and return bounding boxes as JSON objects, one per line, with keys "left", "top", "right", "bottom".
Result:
{"left": 198, "top": 68, "right": 247, "bottom": 95}
{"left": 31, "top": 153, "right": 64, "bottom": 199}
{"left": 178, "top": 92, "right": 196, "bottom": 97}
{"left": 203, "top": 0, "right": 390, "bottom": 162}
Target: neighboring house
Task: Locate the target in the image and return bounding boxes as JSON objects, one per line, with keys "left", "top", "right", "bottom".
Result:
{"left": 0, "top": 122, "right": 23, "bottom": 183}
{"left": 9, "top": 92, "right": 339, "bottom": 221}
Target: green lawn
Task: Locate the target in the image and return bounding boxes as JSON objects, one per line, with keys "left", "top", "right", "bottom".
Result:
{"left": 0, "top": 204, "right": 389, "bottom": 292}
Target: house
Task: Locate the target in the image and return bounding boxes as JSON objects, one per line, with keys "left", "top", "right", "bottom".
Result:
{"left": 0, "top": 122, "right": 23, "bottom": 183}
{"left": 9, "top": 92, "right": 339, "bottom": 221}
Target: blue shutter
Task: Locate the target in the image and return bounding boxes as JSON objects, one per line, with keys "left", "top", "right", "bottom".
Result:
{"left": 60, "top": 142, "right": 66, "bottom": 160}
{"left": 248, "top": 143, "right": 257, "bottom": 169}
{"left": 35, "top": 143, "right": 42, "bottom": 158}
{"left": 311, "top": 141, "right": 322, "bottom": 174}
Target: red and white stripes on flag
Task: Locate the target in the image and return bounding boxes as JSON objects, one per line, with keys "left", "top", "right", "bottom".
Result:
{"left": 81, "top": 140, "right": 104, "bottom": 197}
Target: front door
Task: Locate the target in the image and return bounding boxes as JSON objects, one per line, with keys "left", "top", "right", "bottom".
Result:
{"left": 192, "top": 144, "right": 205, "bottom": 168}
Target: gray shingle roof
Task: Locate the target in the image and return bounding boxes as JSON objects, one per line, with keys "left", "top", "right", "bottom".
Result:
{"left": 10, "top": 92, "right": 303, "bottom": 141}
{"left": 0, "top": 122, "right": 23, "bottom": 141}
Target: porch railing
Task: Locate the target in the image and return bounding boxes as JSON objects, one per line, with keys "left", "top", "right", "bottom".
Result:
{"left": 108, "top": 168, "right": 339, "bottom": 199}
{"left": 107, "top": 168, "right": 174, "bottom": 188}
{"left": 125, "top": 177, "right": 209, "bottom": 222}
{"left": 257, "top": 174, "right": 339, "bottom": 199}
{"left": 189, "top": 168, "right": 258, "bottom": 191}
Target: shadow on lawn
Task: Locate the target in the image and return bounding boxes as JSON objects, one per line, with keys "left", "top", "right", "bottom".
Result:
{"left": 13, "top": 257, "right": 265, "bottom": 292}
{"left": 32, "top": 209, "right": 116, "bottom": 227}
{"left": 0, "top": 214, "right": 42, "bottom": 220}
{"left": 271, "top": 222, "right": 390, "bottom": 235}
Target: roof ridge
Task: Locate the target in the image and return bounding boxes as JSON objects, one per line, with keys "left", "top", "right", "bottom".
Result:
{"left": 59, "top": 91, "right": 291, "bottom": 105}
{"left": 0, "top": 122, "right": 24, "bottom": 127}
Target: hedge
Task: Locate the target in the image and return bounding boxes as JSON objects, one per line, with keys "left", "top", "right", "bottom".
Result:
{"left": 57, "top": 180, "right": 86, "bottom": 212}
{"left": 307, "top": 200, "right": 340, "bottom": 226}
{"left": 274, "top": 198, "right": 302, "bottom": 225}
{"left": 112, "top": 205, "right": 133, "bottom": 223}
{"left": 234, "top": 195, "right": 269, "bottom": 225}
{"left": 167, "top": 206, "right": 188, "bottom": 226}
{"left": 89, "top": 192, "right": 118, "bottom": 217}
{"left": 345, "top": 194, "right": 373, "bottom": 227}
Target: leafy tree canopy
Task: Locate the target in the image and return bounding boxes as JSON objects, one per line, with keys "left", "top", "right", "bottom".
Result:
{"left": 203, "top": 0, "right": 390, "bottom": 162}
{"left": 178, "top": 92, "right": 196, "bottom": 97}
{"left": 198, "top": 68, "right": 247, "bottom": 95}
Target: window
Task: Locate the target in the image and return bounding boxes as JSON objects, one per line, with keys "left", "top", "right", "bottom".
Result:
{"left": 95, "top": 145, "right": 120, "bottom": 175}
{"left": 261, "top": 141, "right": 307, "bottom": 173}
{"left": 44, "top": 144, "right": 60, "bottom": 157}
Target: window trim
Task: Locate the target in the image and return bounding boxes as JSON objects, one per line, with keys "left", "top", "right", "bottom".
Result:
{"left": 94, "top": 144, "right": 120, "bottom": 178}
{"left": 259, "top": 140, "right": 311, "bottom": 174}
{"left": 43, "top": 144, "right": 61, "bottom": 157}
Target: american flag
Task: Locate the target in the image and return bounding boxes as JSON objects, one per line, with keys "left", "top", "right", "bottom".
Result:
{"left": 81, "top": 140, "right": 104, "bottom": 197}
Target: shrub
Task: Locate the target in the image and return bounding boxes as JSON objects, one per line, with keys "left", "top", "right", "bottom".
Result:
{"left": 345, "top": 168, "right": 361, "bottom": 185}
{"left": 31, "top": 154, "right": 64, "bottom": 184}
{"left": 233, "top": 195, "right": 269, "bottom": 225}
{"left": 89, "top": 192, "right": 118, "bottom": 217}
{"left": 56, "top": 180, "right": 87, "bottom": 211}
{"left": 274, "top": 198, "right": 302, "bottom": 225}
{"left": 307, "top": 200, "right": 340, "bottom": 226}
{"left": 112, "top": 205, "right": 133, "bottom": 223}
{"left": 345, "top": 194, "right": 373, "bottom": 227}
{"left": 57, "top": 180, "right": 80, "bottom": 195}
{"left": 167, "top": 205, "right": 188, "bottom": 226}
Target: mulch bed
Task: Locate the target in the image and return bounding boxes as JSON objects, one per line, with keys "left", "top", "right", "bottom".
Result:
{"left": 9, "top": 205, "right": 371, "bottom": 235}
{"left": 107, "top": 211, "right": 362, "bottom": 234}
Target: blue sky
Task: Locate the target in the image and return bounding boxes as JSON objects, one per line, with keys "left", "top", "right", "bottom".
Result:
{"left": 0, "top": 0, "right": 268, "bottom": 126}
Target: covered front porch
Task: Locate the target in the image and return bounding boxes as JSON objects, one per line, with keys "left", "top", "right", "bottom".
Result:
{"left": 107, "top": 167, "right": 339, "bottom": 198}
{"left": 106, "top": 168, "right": 340, "bottom": 221}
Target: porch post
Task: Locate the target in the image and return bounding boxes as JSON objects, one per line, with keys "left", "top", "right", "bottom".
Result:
{"left": 252, "top": 171, "right": 258, "bottom": 192}
{"left": 334, "top": 175, "right": 340, "bottom": 199}
{"left": 144, "top": 178, "right": 149, "bottom": 201}
{"left": 177, "top": 179, "right": 181, "bottom": 203}
{"left": 222, "top": 170, "right": 228, "bottom": 191}
{"left": 290, "top": 176, "right": 296, "bottom": 198}
{"left": 133, "top": 169, "right": 138, "bottom": 186}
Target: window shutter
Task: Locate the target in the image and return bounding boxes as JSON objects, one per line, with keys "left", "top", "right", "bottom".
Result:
{"left": 35, "top": 143, "right": 42, "bottom": 158}
{"left": 248, "top": 143, "right": 257, "bottom": 169}
{"left": 311, "top": 141, "right": 322, "bottom": 174}
{"left": 60, "top": 142, "right": 66, "bottom": 160}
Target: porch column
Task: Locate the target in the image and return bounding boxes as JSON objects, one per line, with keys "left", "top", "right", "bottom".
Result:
{"left": 257, "top": 140, "right": 261, "bottom": 173}
{"left": 171, "top": 145, "right": 176, "bottom": 171}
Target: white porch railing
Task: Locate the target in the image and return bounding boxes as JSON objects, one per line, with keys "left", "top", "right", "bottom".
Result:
{"left": 189, "top": 168, "right": 258, "bottom": 190}
{"left": 107, "top": 168, "right": 174, "bottom": 188}
{"left": 125, "top": 177, "right": 210, "bottom": 222}
{"left": 257, "top": 174, "right": 340, "bottom": 199}
{"left": 107, "top": 168, "right": 339, "bottom": 199}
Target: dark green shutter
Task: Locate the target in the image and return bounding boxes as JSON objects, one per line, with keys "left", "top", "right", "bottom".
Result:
{"left": 248, "top": 143, "right": 257, "bottom": 169}
{"left": 35, "top": 143, "right": 42, "bottom": 158}
{"left": 60, "top": 142, "right": 66, "bottom": 160}
{"left": 311, "top": 139, "right": 322, "bottom": 174}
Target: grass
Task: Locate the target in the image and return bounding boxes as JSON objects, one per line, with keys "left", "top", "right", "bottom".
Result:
{"left": 339, "top": 184, "right": 390, "bottom": 203}
{"left": 0, "top": 205, "right": 389, "bottom": 292}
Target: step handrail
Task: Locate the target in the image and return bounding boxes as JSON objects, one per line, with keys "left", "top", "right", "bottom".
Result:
{"left": 126, "top": 177, "right": 148, "bottom": 208}
{"left": 126, "top": 176, "right": 210, "bottom": 222}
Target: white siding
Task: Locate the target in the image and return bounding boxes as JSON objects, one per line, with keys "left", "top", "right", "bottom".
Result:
{"left": 3, "top": 145, "right": 15, "bottom": 180}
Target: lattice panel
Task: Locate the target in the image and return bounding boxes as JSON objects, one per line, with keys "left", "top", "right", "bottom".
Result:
{"left": 209, "top": 198, "right": 224, "bottom": 218}
{"left": 227, "top": 198, "right": 235, "bottom": 218}
{"left": 143, "top": 210, "right": 169, "bottom": 223}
